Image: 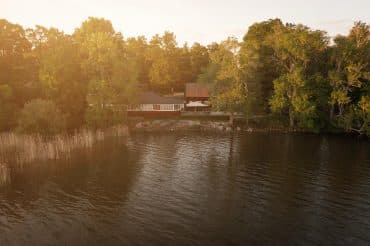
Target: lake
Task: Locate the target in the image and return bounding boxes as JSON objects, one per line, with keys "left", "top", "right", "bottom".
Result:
{"left": 0, "top": 132, "right": 370, "bottom": 245}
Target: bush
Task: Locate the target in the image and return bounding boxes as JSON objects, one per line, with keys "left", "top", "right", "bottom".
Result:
{"left": 85, "top": 105, "right": 126, "bottom": 129}
{"left": 0, "top": 103, "right": 18, "bottom": 132}
{"left": 18, "top": 99, "right": 66, "bottom": 135}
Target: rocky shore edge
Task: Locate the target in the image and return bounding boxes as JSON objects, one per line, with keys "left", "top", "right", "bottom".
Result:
{"left": 129, "top": 119, "right": 302, "bottom": 133}
{"left": 131, "top": 120, "right": 237, "bottom": 133}
{"left": 128, "top": 119, "right": 332, "bottom": 133}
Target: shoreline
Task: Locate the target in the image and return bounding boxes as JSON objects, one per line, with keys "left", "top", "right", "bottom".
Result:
{"left": 0, "top": 121, "right": 366, "bottom": 167}
{"left": 129, "top": 119, "right": 368, "bottom": 138}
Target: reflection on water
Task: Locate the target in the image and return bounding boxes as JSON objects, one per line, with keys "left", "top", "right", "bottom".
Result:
{"left": 0, "top": 133, "right": 369, "bottom": 246}
{"left": 0, "top": 164, "right": 10, "bottom": 186}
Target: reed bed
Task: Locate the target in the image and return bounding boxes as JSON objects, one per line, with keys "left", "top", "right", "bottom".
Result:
{"left": 0, "top": 125, "right": 128, "bottom": 165}
{"left": 0, "top": 163, "right": 10, "bottom": 186}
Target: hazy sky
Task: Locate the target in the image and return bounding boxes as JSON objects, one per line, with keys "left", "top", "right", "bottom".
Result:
{"left": 2, "top": 0, "right": 370, "bottom": 44}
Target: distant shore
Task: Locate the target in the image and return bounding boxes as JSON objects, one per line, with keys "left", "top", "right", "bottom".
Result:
{"left": 129, "top": 119, "right": 297, "bottom": 133}
{"left": 129, "top": 119, "right": 369, "bottom": 138}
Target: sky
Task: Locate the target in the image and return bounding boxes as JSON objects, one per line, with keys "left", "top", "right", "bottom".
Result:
{"left": 2, "top": 0, "right": 370, "bottom": 45}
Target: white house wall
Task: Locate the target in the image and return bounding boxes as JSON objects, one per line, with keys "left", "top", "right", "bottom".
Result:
{"left": 127, "top": 104, "right": 184, "bottom": 111}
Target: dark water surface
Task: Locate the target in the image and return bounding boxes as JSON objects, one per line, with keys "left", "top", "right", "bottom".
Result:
{"left": 0, "top": 132, "right": 370, "bottom": 246}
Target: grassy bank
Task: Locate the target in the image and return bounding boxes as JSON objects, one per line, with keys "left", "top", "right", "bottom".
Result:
{"left": 0, "top": 125, "right": 128, "bottom": 165}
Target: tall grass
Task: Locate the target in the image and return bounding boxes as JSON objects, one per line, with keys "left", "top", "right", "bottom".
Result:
{"left": 0, "top": 125, "right": 128, "bottom": 165}
{"left": 0, "top": 163, "right": 10, "bottom": 186}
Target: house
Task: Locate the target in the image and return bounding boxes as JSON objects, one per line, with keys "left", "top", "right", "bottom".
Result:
{"left": 185, "top": 83, "right": 211, "bottom": 111}
{"left": 127, "top": 92, "right": 185, "bottom": 117}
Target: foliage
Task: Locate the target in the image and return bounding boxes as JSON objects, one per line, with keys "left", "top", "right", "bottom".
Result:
{"left": 75, "top": 17, "right": 138, "bottom": 126}
{"left": 18, "top": 99, "right": 65, "bottom": 135}
{"left": 267, "top": 23, "right": 328, "bottom": 128}
{"left": 239, "top": 19, "right": 284, "bottom": 113}
{"left": 0, "top": 17, "right": 368, "bottom": 136}
{"left": 327, "top": 22, "right": 370, "bottom": 134}
{"left": 211, "top": 83, "right": 246, "bottom": 114}
{"left": 201, "top": 37, "right": 250, "bottom": 123}
{"left": 270, "top": 67, "right": 318, "bottom": 128}
{"left": 85, "top": 105, "right": 126, "bottom": 129}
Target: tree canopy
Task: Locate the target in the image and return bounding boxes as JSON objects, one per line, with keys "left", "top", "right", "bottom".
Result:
{"left": 0, "top": 17, "right": 368, "bottom": 135}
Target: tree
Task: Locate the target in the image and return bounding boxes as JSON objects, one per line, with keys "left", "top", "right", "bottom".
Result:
{"left": 37, "top": 28, "right": 87, "bottom": 130}
{"left": 240, "top": 19, "right": 284, "bottom": 113}
{"left": 269, "top": 24, "right": 329, "bottom": 128}
{"left": 146, "top": 32, "right": 183, "bottom": 93}
{"left": 176, "top": 43, "right": 193, "bottom": 89}
{"left": 0, "top": 19, "right": 33, "bottom": 130}
{"left": 18, "top": 99, "right": 65, "bottom": 135}
{"left": 270, "top": 67, "right": 317, "bottom": 128}
{"left": 0, "top": 84, "right": 17, "bottom": 131}
{"left": 205, "top": 37, "right": 248, "bottom": 124}
{"left": 189, "top": 42, "right": 210, "bottom": 82}
{"left": 0, "top": 17, "right": 368, "bottom": 135}
{"left": 126, "top": 36, "right": 150, "bottom": 87}
{"left": 328, "top": 22, "right": 370, "bottom": 133}
{"left": 75, "top": 17, "right": 138, "bottom": 127}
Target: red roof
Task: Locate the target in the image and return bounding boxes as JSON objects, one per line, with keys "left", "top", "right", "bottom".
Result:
{"left": 185, "top": 83, "right": 210, "bottom": 98}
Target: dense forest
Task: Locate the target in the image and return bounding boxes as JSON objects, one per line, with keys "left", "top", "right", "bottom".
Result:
{"left": 0, "top": 17, "right": 369, "bottom": 135}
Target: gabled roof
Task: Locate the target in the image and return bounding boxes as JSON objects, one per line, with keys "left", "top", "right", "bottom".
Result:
{"left": 185, "top": 83, "right": 210, "bottom": 98}
{"left": 133, "top": 92, "right": 184, "bottom": 104}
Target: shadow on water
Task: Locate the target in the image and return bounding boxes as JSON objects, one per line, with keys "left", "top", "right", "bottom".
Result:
{"left": 0, "top": 132, "right": 369, "bottom": 246}
{"left": 0, "top": 136, "right": 146, "bottom": 245}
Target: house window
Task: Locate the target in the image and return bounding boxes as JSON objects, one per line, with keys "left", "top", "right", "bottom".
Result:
{"left": 161, "top": 104, "right": 172, "bottom": 111}
{"left": 174, "top": 104, "right": 181, "bottom": 111}
{"left": 153, "top": 104, "right": 160, "bottom": 110}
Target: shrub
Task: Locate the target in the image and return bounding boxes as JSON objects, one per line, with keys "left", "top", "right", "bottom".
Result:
{"left": 0, "top": 103, "right": 18, "bottom": 132}
{"left": 18, "top": 99, "right": 65, "bottom": 135}
{"left": 85, "top": 105, "right": 126, "bottom": 129}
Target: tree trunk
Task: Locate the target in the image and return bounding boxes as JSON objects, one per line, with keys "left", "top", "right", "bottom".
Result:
{"left": 339, "top": 104, "right": 344, "bottom": 116}
{"left": 289, "top": 109, "right": 294, "bottom": 128}
{"left": 290, "top": 86, "right": 297, "bottom": 128}
{"left": 246, "top": 111, "right": 249, "bottom": 126}
{"left": 330, "top": 104, "right": 334, "bottom": 121}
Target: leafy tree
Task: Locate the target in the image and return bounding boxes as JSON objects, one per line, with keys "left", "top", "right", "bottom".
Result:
{"left": 0, "top": 19, "right": 33, "bottom": 130}
{"left": 270, "top": 67, "right": 317, "bottom": 128}
{"left": 240, "top": 19, "right": 284, "bottom": 113}
{"left": 176, "top": 43, "right": 193, "bottom": 89}
{"left": 0, "top": 84, "right": 17, "bottom": 131}
{"left": 0, "top": 17, "right": 369, "bottom": 136}
{"left": 126, "top": 36, "right": 150, "bottom": 87}
{"left": 206, "top": 37, "right": 249, "bottom": 124}
{"left": 18, "top": 99, "right": 65, "bottom": 135}
{"left": 190, "top": 42, "right": 210, "bottom": 82}
{"left": 75, "top": 17, "right": 138, "bottom": 126}
{"left": 37, "top": 28, "right": 87, "bottom": 130}
{"left": 146, "top": 32, "right": 181, "bottom": 93}
{"left": 269, "top": 24, "right": 328, "bottom": 128}
{"left": 74, "top": 17, "right": 115, "bottom": 41}
{"left": 328, "top": 22, "right": 370, "bottom": 134}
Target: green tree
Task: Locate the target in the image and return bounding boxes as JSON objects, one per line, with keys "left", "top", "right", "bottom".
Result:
{"left": 75, "top": 17, "right": 138, "bottom": 127}
{"left": 37, "top": 28, "right": 87, "bottom": 130}
{"left": 126, "top": 36, "right": 150, "bottom": 86}
{"left": 190, "top": 42, "right": 210, "bottom": 82}
{"left": 206, "top": 37, "right": 248, "bottom": 124}
{"left": 18, "top": 99, "right": 65, "bottom": 135}
{"left": 328, "top": 22, "right": 370, "bottom": 134}
{"left": 269, "top": 24, "right": 328, "bottom": 128}
{"left": 146, "top": 32, "right": 182, "bottom": 93}
{"left": 240, "top": 19, "right": 284, "bottom": 113}
{"left": 0, "top": 19, "right": 33, "bottom": 130}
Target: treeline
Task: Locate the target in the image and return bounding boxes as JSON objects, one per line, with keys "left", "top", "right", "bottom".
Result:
{"left": 0, "top": 17, "right": 369, "bottom": 135}
{"left": 0, "top": 17, "right": 210, "bottom": 133}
